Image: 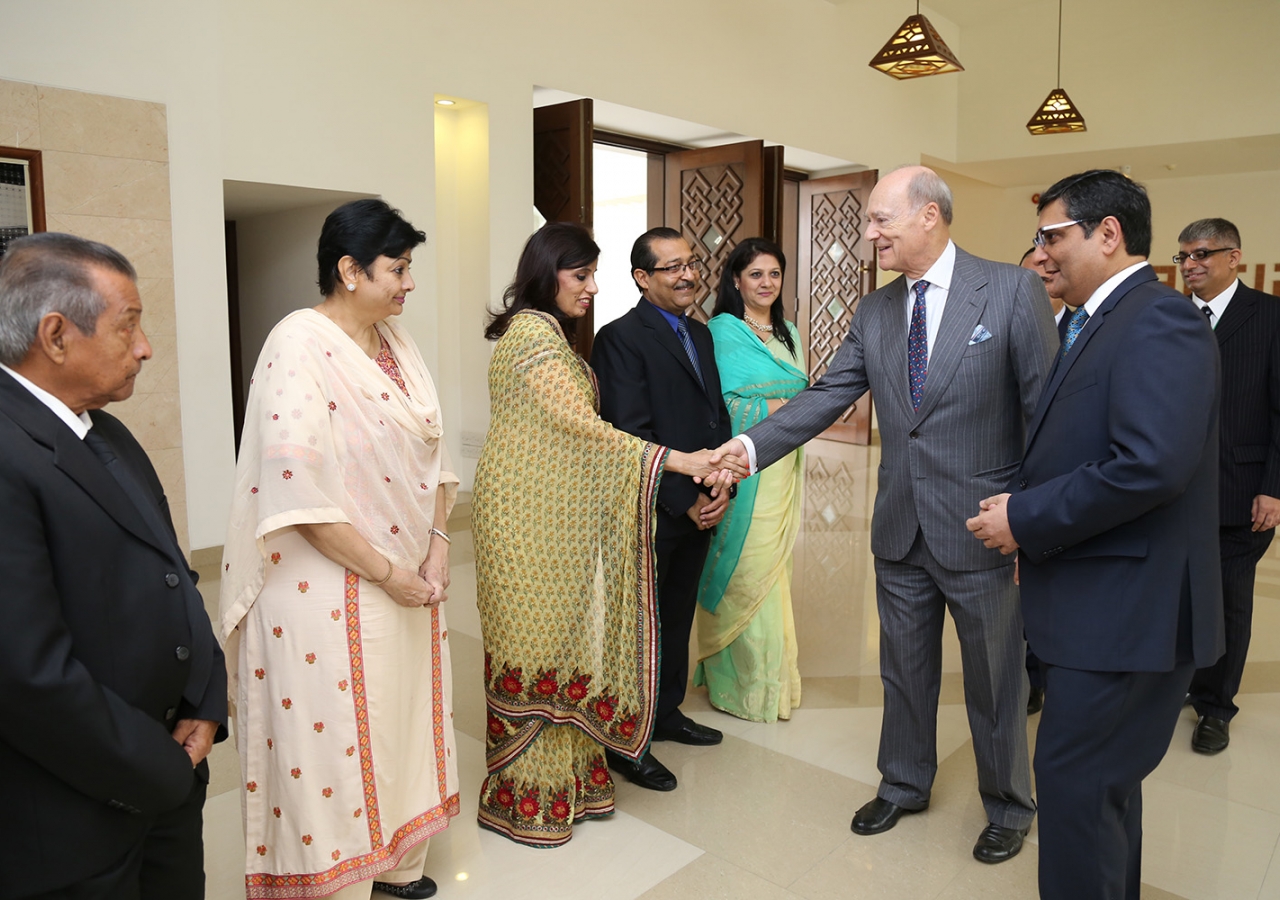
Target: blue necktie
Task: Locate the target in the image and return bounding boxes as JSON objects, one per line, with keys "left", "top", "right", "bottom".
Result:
{"left": 1061, "top": 306, "right": 1089, "bottom": 357}
{"left": 908, "top": 280, "right": 929, "bottom": 410}
{"left": 676, "top": 316, "right": 706, "bottom": 391}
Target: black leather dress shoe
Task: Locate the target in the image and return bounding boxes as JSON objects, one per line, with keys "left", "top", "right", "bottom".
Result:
{"left": 850, "top": 796, "right": 925, "bottom": 835}
{"left": 972, "top": 823, "right": 1029, "bottom": 864}
{"left": 1192, "top": 715, "right": 1230, "bottom": 754}
{"left": 373, "top": 876, "right": 437, "bottom": 899}
{"left": 605, "top": 749, "right": 677, "bottom": 791}
{"left": 653, "top": 717, "right": 723, "bottom": 745}
{"left": 1027, "top": 687, "right": 1044, "bottom": 715}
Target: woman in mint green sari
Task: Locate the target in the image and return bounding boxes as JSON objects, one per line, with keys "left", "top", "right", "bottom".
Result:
{"left": 695, "top": 238, "right": 808, "bottom": 723}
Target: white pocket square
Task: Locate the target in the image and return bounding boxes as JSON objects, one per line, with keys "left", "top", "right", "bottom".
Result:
{"left": 969, "top": 325, "right": 992, "bottom": 345}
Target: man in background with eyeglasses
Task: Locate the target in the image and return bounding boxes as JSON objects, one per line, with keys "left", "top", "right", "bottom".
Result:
{"left": 592, "top": 227, "right": 733, "bottom": 792}
{"left": 967, "top": 170, "right": 1223, "bottom": 899}
{"left": 1177, "top": 218, "right": 1280, "bottom": 756}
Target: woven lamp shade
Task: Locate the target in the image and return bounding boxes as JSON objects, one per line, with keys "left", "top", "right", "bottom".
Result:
{"left": 1027, "top": 87, "right": 1087, "bottom": 134}
{"left": 868, "top": 14, "right": 965, "bottom": 79}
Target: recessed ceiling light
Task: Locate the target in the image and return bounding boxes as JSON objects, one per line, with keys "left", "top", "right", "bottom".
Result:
{"left": 436, "top": 99, "right": 456, "bottom": 107}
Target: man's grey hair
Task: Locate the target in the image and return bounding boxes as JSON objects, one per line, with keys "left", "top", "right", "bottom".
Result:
{"left": 0, "top": 232, "right": 136, "bottom": 366}
{"left": 1178, "top": 217, "right": 1241, "bottom": 249}
{"left": 888, "top": 165, "right": 954, "bottom": 226}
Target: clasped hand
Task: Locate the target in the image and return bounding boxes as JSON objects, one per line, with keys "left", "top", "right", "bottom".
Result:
{"left": 965, "top": 492, "right": 1019, "bottom": 554}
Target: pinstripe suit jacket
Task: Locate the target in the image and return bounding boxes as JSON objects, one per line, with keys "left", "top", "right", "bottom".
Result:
{"left": 1213, "top": 282, "right": 1280, "bottom": 526}
{"left": 747, "top": 246, "right": 1058, "bottom": 571}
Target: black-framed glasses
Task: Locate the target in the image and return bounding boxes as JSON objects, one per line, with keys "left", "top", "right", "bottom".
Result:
{"left": 1033, "top": 219, "right": 1092, "bottom": 248}
{"left": 1173, "top": 247, "right": 1233, "bottom": 265}
{"left": 650, "top": 259, "right": 707, "bottom": 277}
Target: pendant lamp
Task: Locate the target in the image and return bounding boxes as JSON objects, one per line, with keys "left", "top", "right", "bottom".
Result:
{"left": 1027, "top": 0, "right": 1087, "bottom": 134}
{"left": 868, "top": 2, "right": 964, "bottom": 80}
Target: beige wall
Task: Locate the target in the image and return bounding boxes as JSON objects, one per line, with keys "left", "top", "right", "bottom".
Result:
{"left": 0, "top": 77, "right": 192, "bottom": 549}
{"left": 1, "top": 0, "right": 1277, "bottom": 549}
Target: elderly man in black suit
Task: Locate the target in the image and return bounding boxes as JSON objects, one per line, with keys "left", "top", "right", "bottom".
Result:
{"left": 591, "top": 227, "right": 732, "bottom": 792}
{"left": 1178, "top": 218, "right": 1280, "bottom": 754}
{"left": 0, "top": 233, "right": 226, "bottom": 899}
{"left": 968, "top": 170, "right": 1224, "bottom": 899}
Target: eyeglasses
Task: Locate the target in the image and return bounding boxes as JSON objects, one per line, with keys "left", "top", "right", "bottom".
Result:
{"left": 650, "top": 259, "right": 707, "bottom": 277}
{"left": 1173, "top": 247, "right": 1233, "bottom": 265}
{"left": 1033, "top": 219, "right": 1090, "bottom": 247}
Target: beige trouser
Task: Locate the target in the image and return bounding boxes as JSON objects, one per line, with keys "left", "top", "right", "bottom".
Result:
{"left": 326, "top": 840, "right": 430, "bottom": 900}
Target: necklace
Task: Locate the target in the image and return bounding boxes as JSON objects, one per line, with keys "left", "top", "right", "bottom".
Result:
{"left": 742, "top": 312, "right": 772, "bottom": 335}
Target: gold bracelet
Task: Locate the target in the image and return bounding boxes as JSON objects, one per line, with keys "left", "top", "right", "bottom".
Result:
{"left": 429, "top": 527, "right": 451, "bottom": 544}
{"left": 370, "top": 556, "right": 394, "bottom": 586}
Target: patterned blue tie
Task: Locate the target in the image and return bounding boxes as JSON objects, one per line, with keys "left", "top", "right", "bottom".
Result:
{"left": 676, "top": 316, "right": 706, "bottom": 391}
{"left": 1061, "top": 306, "right": 1089, "bottom": 357}
{"left": 908, "top": 280, "right": 929, "bottom": 410}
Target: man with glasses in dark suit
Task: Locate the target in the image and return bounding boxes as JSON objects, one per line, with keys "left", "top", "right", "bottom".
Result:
{"left": 592, "top": 227, "right": 733, "bottom": 792}
{"left": 1177, "top": 218, "right": 1280, "bottom": 755}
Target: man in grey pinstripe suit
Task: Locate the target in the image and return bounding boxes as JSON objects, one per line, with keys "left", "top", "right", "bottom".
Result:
{"left": 712, "top": 166, "right": 1057, "bottom": 863}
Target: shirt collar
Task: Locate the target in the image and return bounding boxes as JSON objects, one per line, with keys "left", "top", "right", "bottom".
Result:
{"left": 646, "top": 298, "right": 686, "bottom": 332}
{"left": 0, "top": 363, "right": 93, "bottom": 439}
{"left": 1192, "top": 278, "right": 1238, "bottom": 321}
{"left": 907, "top": 240, "right": 956, "bottom": 295}
{"left": 1081, "top": 261, "right": 1149, "bottom": 317}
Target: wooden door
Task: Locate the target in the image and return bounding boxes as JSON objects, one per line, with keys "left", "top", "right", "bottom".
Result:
{"left": 663, "top": 140, "right": 783, "bottom": 323}
{"left": 798, "top": 170, "right": 878, "bottom": 444}
{"left": 533, "top": 99, "right": 595, "bottom": 356}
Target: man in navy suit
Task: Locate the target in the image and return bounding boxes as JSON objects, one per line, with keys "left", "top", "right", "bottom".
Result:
{"left": 0, "top": 233, "right": 226, "bottom": 899}
{"left": 591, "top": 227, "right": 732, "bottom": 792}
{"left": 1178, "top": 218, "right": 1280, "bottom": 754}
{"left": 967, "top": 170, "right": 1223, "bottom": 899}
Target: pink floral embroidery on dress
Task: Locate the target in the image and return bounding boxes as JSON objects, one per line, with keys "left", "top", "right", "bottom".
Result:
{"left": 322, "top": 787, "right": 333, "bottom": 798}
{"left": 305, "top": 652, "right": 316, "bottom": 664}
{"left": 298, "top": 581, "right": 309, "bottom": 593}
{"left": 314, "top": 722, "right": 325, "bottom": 733}
{"left": 374, "top": 331, "right": 412, "bottom": 398}
{"left": 281, "top": 698, "right": 292, "bottom": 709}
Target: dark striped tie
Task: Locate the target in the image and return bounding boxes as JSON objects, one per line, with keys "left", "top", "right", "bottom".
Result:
{"left": 1061, "top": 306, "right": 1090, "bottom": 356}
{"left": 676, "top": 316, "right": 706, "bottom": 391}
{"left": 908, "top": 280, "right": 929, "bottom": 410}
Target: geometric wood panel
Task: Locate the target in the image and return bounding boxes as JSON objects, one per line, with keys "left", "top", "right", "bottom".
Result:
{"left": 798, "top": 170, "right": 877, "bottom": 444}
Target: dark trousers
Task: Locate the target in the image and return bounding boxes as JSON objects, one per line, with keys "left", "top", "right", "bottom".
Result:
{"left": 654, "top": 529, "right": 712, "bottom": 728}
{"left": 1027, "top": 643, "right": 1045, "bottom": 690}
{"left": 1035, "top": 663, "right": 1194, "bottom": 900}
{"left": 26, "top": 771, "right": 207, "bottom": 900}
{"left": 1189, "top": 524, "right": 1274, "bottom": 721}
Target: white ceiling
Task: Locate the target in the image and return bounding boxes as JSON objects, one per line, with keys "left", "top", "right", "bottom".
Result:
{"left": 223, "top": 181, "right": 376, "bottom": 220}
{"left": 533, "top": 87, "right": 864, "bottom": 176}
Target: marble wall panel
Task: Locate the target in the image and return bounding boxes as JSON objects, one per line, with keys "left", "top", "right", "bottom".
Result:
{"left": 36, "top": 86, "right": 167, "bottom": 161}
{"left": 0, "top": 79, "right": 40, "bottom": 148}
{"left": 42, "top": 150, "right": 171, "bottom": 220}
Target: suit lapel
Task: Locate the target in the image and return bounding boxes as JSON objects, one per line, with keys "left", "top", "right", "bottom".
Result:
{"left": 1024, "top": 265, "right": 1158, "bottom": 453}
{"left": 636, "top": 299, "right": 711, "bottom": 401}
{"left": 912, "top": 252, "right": 986, "bottom": 424}
{"left": 1213, "top": 280, "right": 1256, "bottom": 347}
{"left": 879, "top": 276, "right": 915, "bottom": 418}
{"left": 0, "top": 373, "right": 171, "bottom": 557}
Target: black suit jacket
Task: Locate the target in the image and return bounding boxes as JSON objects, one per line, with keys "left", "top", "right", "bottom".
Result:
{"left": 1213, "top": 282, "right": 1280, "bottom": 526}
{"left": 591, "top": 298, "right": 732, "bottom": 540}
{"left": 0, "top": 369, "right": 227, "bottom": 898}
{"left": 1007, "top": 266, "right": 1224, "bottom": 672}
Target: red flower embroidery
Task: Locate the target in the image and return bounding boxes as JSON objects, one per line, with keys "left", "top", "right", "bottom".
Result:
{"left": 549, "top": 799, "right": 571, "bottom": 821}
{"left": 328, "top": 401, "right": 336, "bottom": 411}
{"left": 338, "top": 680, "right": 348, "bottom": 692}
{"left": 269, "top": 551, "right": 280, "bottom": 564}
{"left": 272, "top": 807, "right": 281, "bottom": 818}
{"left": 225, "top": 563, "right": 230, "bottom": 571}
{"left": 442, "top": 630, "right": 448, "bottom": 639}
{"left": 594, "top": 699, "right": 615, "bottom": 722}
{"left": 254, "top": 668, "right": 265, "bottom": 680}
{"left": 495, "top": 785, "right": 516, "bottom": 808}
{"left": 419, "top": 482, "right": 428, "bottom": 490}
{"left": 566, "top": 678, "right": 590, "bottom": 701}
{"left": 305, "top": 652, "right": 316, "bottom": 664}
{"left": 517, "top": 793, "right": 540, "bottom": 818}
{"left": 353, "top": 808, "right": 362, "bottom": 818}
{"left": 301, "top": 834, "right": 312, "bottom": 845}
{"left": 273, "top": 626, "right": 283, "bottom": 637}
{"left": 246, "top": 781, "right": 257, "bottom": 792}
{"left": 266, "top": 738, "right": 273, "bottom": 749}
{"left": 257, "top": 844, "right": 268, "bottom": 856}
{"left": 380, "top": 392, "right": 390, "bottom": 401}
{"left": 331, "top": 609, "right": 341, "bottom": 621}
{"left": 500, "top": 668, "right": 523, "bottom": 695}
{"left": 346, "top": 746, "right": 355, "bottom": 757}
{"left": 281, "top": 698, "right": 292, "bottom": 709}
{"left": 322, "top": 787, "right": 333, "bottom": 798}
{"left": 326, "top": 351, "right": 332, "bottom": 357}
{"left": 331, "top": 849, "right": 341, "bottom": 861}
{"left": 313, "top": 722, "right": 324, "bottom": 733}
{"left": 487, "top": 715, "right": 505, "bottom": 737}
{"left": 383, "top": 476, "right": 391, "bottom": 483}
{"left": 298, "top": 581, "right": 309, "bottom": 593}
{"left": 590, "top": 765, "right": 610, "bottom": 786}
{"left": 251, "top": 486, "right": 259, "bottom": 494}
{"left": 535, "top": 674, "right": 558, "bottom": 696}
{"left": 267, "top": 362, "right": 272, "bottom": 368}
{"left": 619, "top": 717, "right": 636, "bottom": 738}
{"left": 290, "top": 767, "right": 301, "bottom": 779}
{"left": 281, "top": 469, "right": 292, "bottom": 479}
{"left": 389, "top": 524, "right": 400, "bottom": 535}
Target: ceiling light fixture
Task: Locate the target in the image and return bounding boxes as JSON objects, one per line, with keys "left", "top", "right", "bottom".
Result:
{"left": 1026, "top": 0, "right": 1086, "bottom": 134}
{"left": 435, "top": 99, "right": 456, "bottom": 107}
{"left": 868, "top": 1, "right": 964, "bottom": 80}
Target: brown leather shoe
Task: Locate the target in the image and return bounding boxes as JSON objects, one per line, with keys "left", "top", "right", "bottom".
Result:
{"left": 972, "top": 823, "right": 1029, "bottom": 864}
{"left": 1192, "top": 715, "right": 1230, "bottom": 754}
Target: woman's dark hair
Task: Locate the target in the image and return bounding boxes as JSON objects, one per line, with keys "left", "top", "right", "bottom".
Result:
{"left": 485, "top": 222, "right": 600, "bottom": 345}
{"left": 317, "top": 199, "right": 426, "bottom": 296}
{"left": 712, "top": 237, "right": 796, "bottom": 357}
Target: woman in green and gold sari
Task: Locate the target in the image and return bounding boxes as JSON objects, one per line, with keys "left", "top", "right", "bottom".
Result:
{"left": 695, "top": 238, "right": 809, "bottom": 723}
{"left": 473, "top": 223, "right": 739, "bottom": 846}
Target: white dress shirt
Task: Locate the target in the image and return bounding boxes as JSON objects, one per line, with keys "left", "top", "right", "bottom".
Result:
{"left": 1192, "top": 278, "right": 1237, "bottom": 330}
{"left": 0, "top": 363, "right": 92, "bottom": 438}
{"left": 1080, "top": 262, "right": 1150, "bottom": 318}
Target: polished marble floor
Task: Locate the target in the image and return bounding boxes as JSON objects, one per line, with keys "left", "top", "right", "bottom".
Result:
{"left": 196, "top": 438, "right": 1280, "bottom": 900}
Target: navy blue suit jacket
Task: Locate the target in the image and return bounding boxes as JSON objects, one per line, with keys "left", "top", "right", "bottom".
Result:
{"left": 1006, "top": 265, "right": 1224, "bottom": 673}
